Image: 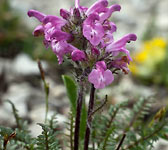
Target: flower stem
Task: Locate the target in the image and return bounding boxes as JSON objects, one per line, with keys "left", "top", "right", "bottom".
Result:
{"left": 44, "top": 84, "right": 49, "bottom": 123}
{"left": 84, "top": 84, "right": 95, "bottom": 150}
{"left": 74, "top": 82, "right": 84, "bottom": 150}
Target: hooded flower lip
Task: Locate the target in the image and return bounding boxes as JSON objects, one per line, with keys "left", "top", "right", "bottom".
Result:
{"left": 42, "top": 15, "right": 67, "bottom": 28}
{"left": 27, "top": 10, "right": 46, "bottom": 22}
{"left": 86, "top": 0, "right": 108, "bottom": 16}
{"left": 50, "top": 30, "right": 72, "bottom": 41}
{"left": 99, "top": 4, "right": 121, "bottom": 23}
{"left": 105, "top": 33, "right": 137, "bottom": 53}
{"left": 88, "top": 61, "right": 114, "bottom": 89}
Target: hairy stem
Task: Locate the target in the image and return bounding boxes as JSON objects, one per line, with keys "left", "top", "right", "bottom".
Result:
{"left": 37, "top": 60, "right": 49, "bottom": 123}
{"left": 45, "top": 87, "right": 49, "bottom": 123}
{"left": 74, "top": 82, "right": 84, "bottom": 150}
{"left": 84, "top": 84, "right": 96, "bottom": 150}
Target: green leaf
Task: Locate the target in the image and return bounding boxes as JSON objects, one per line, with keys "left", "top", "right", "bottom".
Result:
{"left": 62, "top": 75, "right": 77, "bottom": 115}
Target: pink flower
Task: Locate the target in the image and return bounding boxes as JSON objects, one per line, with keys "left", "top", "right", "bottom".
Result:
{"left": 106, "top": 34, "right": 137, "bottom": 53}
{"left": 83, "top": 13, "right": 105, "bottom": 46}
{"left": 51, "top": 40, "right": 76, "bottom": 64}
{"left": 71, "top": 50, "right": 86, "bottom": 61}
{"left": 28, "top": 0, "right": 137, "bottom": 80}
{"left": 111, "top": 56, "right": 131, "bottom": 74}
{"left": 88, "top": 61, "right": 114, "bottom": 89}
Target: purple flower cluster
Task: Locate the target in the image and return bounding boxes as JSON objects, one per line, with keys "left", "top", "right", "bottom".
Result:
{"left": 28, "top": 0, "right": 137, "bottom": 89}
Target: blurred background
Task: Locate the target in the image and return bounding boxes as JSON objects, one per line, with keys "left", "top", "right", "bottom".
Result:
{"left": 0, "top": 0, "right": 168, "bottom": 149}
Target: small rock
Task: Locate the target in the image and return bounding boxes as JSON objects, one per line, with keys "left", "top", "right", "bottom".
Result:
{"left": 12, "top": 54, "right": 47, "bottom": 75}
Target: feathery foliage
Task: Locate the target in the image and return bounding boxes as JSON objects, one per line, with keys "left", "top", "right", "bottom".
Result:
{"left": 1, "top": 80, "right": 168, "bottom": 150}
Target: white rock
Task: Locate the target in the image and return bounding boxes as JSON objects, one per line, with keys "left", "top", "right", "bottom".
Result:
{"left": 2, "top": 83, "right": 31, "bottom": 116}
{"left": 12, "top": 54, "right": 47, "bottom": 75}
{"left": 153, "top": 139, "right": 168, "bottom": 150}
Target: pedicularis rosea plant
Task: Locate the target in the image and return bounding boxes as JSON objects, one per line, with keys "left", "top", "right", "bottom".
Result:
{"left": 28, "top": 0, "right": 137, "bottom": 149}
{"left": 1, "top": 1, "right": 168, "bottom": 150}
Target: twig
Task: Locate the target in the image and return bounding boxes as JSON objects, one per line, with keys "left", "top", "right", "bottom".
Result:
{"left": 89, "top": 95, "right": 108, "bottom": 118}
{"left": 37, "top": 59, "right": 49, "bottom": 123}
{"left": 3, "top": 132, "right": 16, "bottom": 150}
{"left": 116, "top": 133, "right": 126, "bottom": 150}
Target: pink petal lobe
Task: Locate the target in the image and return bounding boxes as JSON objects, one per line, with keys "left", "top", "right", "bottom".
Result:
{"left": 103, "top": 70, "right": 114, "bottom": 86}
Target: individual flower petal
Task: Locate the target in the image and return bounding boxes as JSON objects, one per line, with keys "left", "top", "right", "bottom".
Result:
{"left": 96, "top": 61, "right": 107, "bottom": 71}
{"left": 50, "top": 30, "right": 72, "bottom": 41}
{"left": 106, "top": 34, "right": 137, "bottom": 53}
{"left": 103, "top": 70, "right": 114, "bottom": 86}
{"left": 84, "top": 13, "right": 100, "bottom": 25}
{"left": 51, "top": 40, "right": 69, "bottom": 64}
{"left": 44, "top": 23, "right": 56, "bottom": 41}
{"left": 88, "top": 69, "right": 101, "bottom": 88}
{"left": 43, "top": 15, "right": 67, "bottom": 28}
{"left": 86, "top": 0, "right": 108, "bottom": 16}
{"left": 51, "top": 40, "right": 76, "bottom": 64}
{"left": 33, "top": 25, "right": 44, "bottom": 37}
{"left": 27, "top": 10, "right": 46, "bottom": 22}
{"left": 71, "top": 50, "right": 86, "bottom": 61}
